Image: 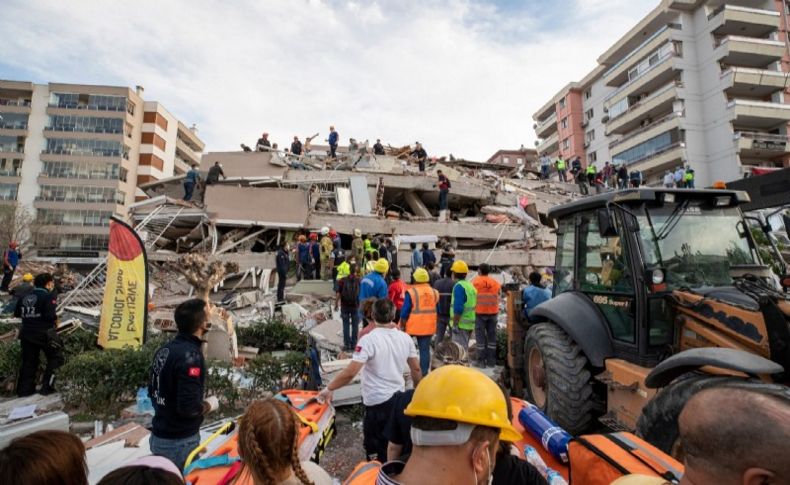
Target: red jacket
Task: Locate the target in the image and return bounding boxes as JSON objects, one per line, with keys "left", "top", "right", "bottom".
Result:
{"left": 388, "top": 279, "right": 407, "bottom": 309}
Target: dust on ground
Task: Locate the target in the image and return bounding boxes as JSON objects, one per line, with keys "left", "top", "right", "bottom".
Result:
{"left": 321, "top": 405, "right": 367, "bottom": 479}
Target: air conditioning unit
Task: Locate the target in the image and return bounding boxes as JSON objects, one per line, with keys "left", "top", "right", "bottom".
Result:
{"left": 533, "top": 123, "right": 538, "bottom": 129}
{"left": 602, "top": 115, "right": 610, "bottom": 123}
{"left": 581, "top": 120, "right": 589, "bottom": 128}
{"left": 584, "top": 141, "right": 590, "bottom": 148}
{"left": 603, "top": 106, "right": 609, "bottom": 113}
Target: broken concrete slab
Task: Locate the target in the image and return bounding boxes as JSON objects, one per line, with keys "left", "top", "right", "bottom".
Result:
{"left": 404, "top": 191, "right": 432, "bottom": 218}
{"left": 290, "top": 279, "right": 335, "bottom": 297}
{"left": 200, "top": 151, "right": 288, "bottom": 179}
{"left": 309, "top": 318, "right": 344, "bottom": 353}
{"left": 204, "top": 186, "right": 309, "bottom": 227}
{"left": 280, "top": 303, "right": 309, "bottom": 324}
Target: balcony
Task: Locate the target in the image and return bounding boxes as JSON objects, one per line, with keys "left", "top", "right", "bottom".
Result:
{"left": 536, "top": 132, "right": 559, "bottom": 154}
{"left": 734, "top": 131, "right": 790, "bottom": 159}
{"left": 535, "top": 112, "right": 558, "bottom": 138}
{"left": 0, "top": 146, "right": 24, "bottom": 155}
{"left": 721, "top": 67, "right": 788, "bottom": 97}
{"left": 727, "top": 99, "right": 790, "bottom": 129}
{"left": 604, "top": 25, "right": 678, "bottom": 87}
{"left": 606, "top": 83, "right": 679, "bottom": 135}
{"left": 709, "top": 5, "right": 779, "bottom": 38}
{"left": 714, "top": 36, "right": 784, "bottom": 69}
{"left": 609, "top": 113, "right": 681, "bottom": 153}
{"left": 629, "top": 143, "right": 685, "bottom": 176}
{"left": 0, "top": 98, "right": 32, "bottom": 115}
{"left": 604, "top": 52, "right": 678, "bottom": 109}
{"left": 176, "top": 138, "right": 200, "bottom": 164}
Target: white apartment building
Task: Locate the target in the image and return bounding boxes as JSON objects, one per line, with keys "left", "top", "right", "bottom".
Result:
{"left": 533, "top": 0, "right": 790, "bottom": 187}
{"left": 0, "top": 80, "right": 204, "bottom": 258}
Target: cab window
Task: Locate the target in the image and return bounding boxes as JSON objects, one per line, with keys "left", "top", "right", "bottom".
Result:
{"left": 554, "top": 217, "right": 575, "bottom": 294}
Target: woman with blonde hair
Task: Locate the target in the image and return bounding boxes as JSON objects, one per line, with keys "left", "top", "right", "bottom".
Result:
{"left": 235, "top": 399, "right": 332, "bottom": 485}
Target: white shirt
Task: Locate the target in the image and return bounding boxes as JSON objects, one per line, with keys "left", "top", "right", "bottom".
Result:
{"left": 663, "top": 173, "right": 674, "bottom": 186}
{"left": 352, "top": 327, "right": 418, "bottom": 406}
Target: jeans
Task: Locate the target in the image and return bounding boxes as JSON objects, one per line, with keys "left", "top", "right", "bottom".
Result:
{"left": 150, "top": 433, "right": 201, "bottom": 471}
{"left": 330, "top": 144, "right": 338, "bottom": 158}
{"left": 439, "top": 189, "right": 449, "bottom": 211}
{"left": 415, "top": 335, "right": 432, "bottom": 375}
{"left": 475, "top": 314, "right": 498, "bottom": 366}
{"left": 341, "top": 307, "right": 360, "bottom": 350}
{"left": 541, "top": 165, "right": 549, "bottom": 179}
{"left": 558, "top": 169, "right": 567, "bottom": 182}
{"left": 183, "top": 182, "right": 195, "bottom": 201}
{"left": 363, "top": 395, "right": 396, "bottom": 462}
{"left": 435, "top": 315, "right": 450, "bottom": 342}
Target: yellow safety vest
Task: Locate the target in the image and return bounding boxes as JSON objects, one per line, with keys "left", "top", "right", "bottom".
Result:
{"left": 450, "top": 279, "right": 477, "bottom": 330}
{"left": 556, "top": 159, "right": 566, "bottom": 170}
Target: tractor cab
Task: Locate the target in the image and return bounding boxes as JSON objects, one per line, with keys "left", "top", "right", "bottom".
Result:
{"left": 549, "top": 187, "right": 765, "bottom": 368}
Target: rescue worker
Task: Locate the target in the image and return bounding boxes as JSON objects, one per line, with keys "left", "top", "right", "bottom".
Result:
{"left": 15, "top": 273, "right": 63, "bottom": 397}
{"left": 387, "top": 269, "right": 407, "bottom": 324}
{"left": 205, "top": 161, "right": 225, "bottom": 185}
{"left": 319, "top": 226, "right": 334, "bottom": 281}
{"left": 10, "top": 272, "right": 34, "bottom": 298}
{"left": 433, "top": 269, "right": 455, "bottom": 342}
{"left": 1, "top": 241, "right": 21, "bottom": 292}
{"left": 684, "top": 166, "right": 695, "bottom": 188}
{"left": 319, "top": 298, "right": 422, "bottom": 462}
{"left": 183, "top": 164, "right": 200, "bottom": 201}
{"left": 333, "top": 249, "right": 348, "bottom": 290}
{"left": 411, "top": 142, "right": 428, "bottom": 173}
{"left": 471, "top": 263, "right": 501, "bottom": 368}
{"left": 149, "top": 299, "right": 219, "bottom": 470}
{"left": 296, "top": 235, "right": 310, "bottom": 281}
{"left": 363, "top": 234, "right": 374, "bottom": 256}
{"left": 449, "top": 260, "right": 477, "bottom": 348}
{"left": 309, "top": 233, "right": 321, "bottom": 279}
{"left": 586, "top": 162, "right": 597, "bottom": 186}
{"left": 555, "top": 156, "right": 567, "bottom": 182}
{"left": 357, "top": 365, "right": 521, "bottom": 485}
{"left": 359, "top": 258, "right": 389, "bottom": 318}
{"left": 522, "top": 271, "right": 551, "bottom": 323}
{"left": 290, "top": 136, "right": 303, "bottom": 156}
{"left": 373, "top": 139, "right": 386, "bottom": 155}
{"left": 336, "top": 263, "right": 360, "bottom": 351}
{"left": 275, "top": 240, "right": 289, "bottom": 303}
{"left": 410, "top": 243, "right": 422, "bottom": 273}
{"left": 401, "top": 268, "right": 439, "bottom": 375}
{"left": 352, "top": 229, "right": 365, "bottom": 273}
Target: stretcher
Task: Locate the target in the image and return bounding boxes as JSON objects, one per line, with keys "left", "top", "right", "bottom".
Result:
{"left": 184, "top": 390, "right": 335, "bottom": 484}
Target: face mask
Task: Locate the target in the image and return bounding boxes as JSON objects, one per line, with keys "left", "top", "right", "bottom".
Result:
{"left": 471, "top": 445, "right": 494, "bottom": 485}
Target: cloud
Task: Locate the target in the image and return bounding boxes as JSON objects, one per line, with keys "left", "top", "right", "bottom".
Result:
{"left": 0, "top": 0, "right": 655, "bottom": 160}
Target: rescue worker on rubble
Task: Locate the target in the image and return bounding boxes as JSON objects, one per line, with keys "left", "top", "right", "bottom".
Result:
{"left": 359, "top": 259, "right": 389, "bottom": 319}
{"left": 352, "top": 229, "right": 365, "bottom": 274}
{"left": 373, "top": 139, "right": 386, "bottom": 155}
{"left": 319, "top": 227, "right": 334, "bottom": 281}
{"left": 15, "top": 273, "right": 63, "bottom": 397}
{"left": 256, "top": 132, "right": 271, "bottom": 151}
{"left": 319, "top": 298, "right": 422, "bottom": 462}
{"left": 327, "top": 126, "right": 339, "bottom": 159}
{"left": 554, "top": 156, "right": 567, "bottom": 182}
{"left": 411, "top": 142, "right": 428, "bottom": 173}
{"left": 345, "top": 365, "right": 521, "bottom": 485}
{"left": 275, "top": 240, "right": 289, "bottom": 303}
{"left": 183, "top": 164, "right": 200, "bottom": 202}
{"left": 296, "top": 235, "right": 310, "bottom": 281}
{"left": 400, "top": 268, "right": 439, "bottom": 376}
{"left": 149, "top": 299, "right": 219, "bottom": 470}
{"left": 290, "top": 136, "right": 303, "bottom": 156}
{"left": 433, "top": 267, "right": 455, "bottom": 342}
{"left": 332, "top": 248, "right": 347, "bottom": 291}
{"left": 449, "top": 260, "right": 477, "bottom": 348}
{"left": 471, "top": 263, "right": 501, "bottom": 368}
{"left": 205, "top": 161, "right": 225, "bottom": 185}
{"left": 309, "top": 233, "right": 321, "bottom": 280}
{"left": 387, "top": 269, "right": 407, "bottom": 324}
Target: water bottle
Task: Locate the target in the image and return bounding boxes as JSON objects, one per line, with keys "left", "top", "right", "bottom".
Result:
{"left": 518, "top": 402, "right": 572, "bottom": 463}
{"left": 547, "top": 470, "right": 568, "bottom": 485}
{"left": 524, "top": 445, "right": 548, "bottom": 477}
{"left": 136, "top": 387, "right": 153, "bottom": 413}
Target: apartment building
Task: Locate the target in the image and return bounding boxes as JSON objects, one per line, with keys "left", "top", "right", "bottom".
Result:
{"left": 0, "top": 80, "right": 204, "bottom": 258}
{"left": 486, "top": 148, "right": 539, "bottom": 169}
{"left": 533, "top": 0, "right": 790, "bottom": 187}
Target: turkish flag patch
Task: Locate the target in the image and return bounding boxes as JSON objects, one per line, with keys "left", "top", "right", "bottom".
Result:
{"left": 354, "top": 346, "right": 362, "bottom": 353}
{"left": 188, "top": 367, "right": 201, "bottom": 377}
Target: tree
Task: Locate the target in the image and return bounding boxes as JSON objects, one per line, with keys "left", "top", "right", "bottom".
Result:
{"left": 0, "top": 203, "right": 39, "bottom": 251}
{"left": 169, "top": 253, "right": 239, "bottom": 302}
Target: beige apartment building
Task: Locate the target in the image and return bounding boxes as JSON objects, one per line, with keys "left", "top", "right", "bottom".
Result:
{"left": 533, "top": 0, "right": 790, "bottom": 187}
{"left": 0, "top": 80, "right": 204, "bottom": 258}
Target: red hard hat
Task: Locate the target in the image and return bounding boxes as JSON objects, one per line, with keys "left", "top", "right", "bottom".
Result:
{"left": 309, "top": 233, "right": 318, "bottom": 240}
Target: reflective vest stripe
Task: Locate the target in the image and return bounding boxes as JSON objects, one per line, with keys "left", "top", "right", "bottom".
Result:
{"left": 406, "top": 285, "right": 439, "bottom": 336}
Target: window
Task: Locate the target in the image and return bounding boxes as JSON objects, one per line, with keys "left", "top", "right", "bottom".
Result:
{"left": 586, "top": 130, "right": 596, "bottom": 143}
{"left": 554, "top": 218, "right": 575, "bottom": 294}
{"left": 562, "top": 138, "right": 571, "bottom": 150}
{"left": 37, "top": 209, "right": 112, "bottom": 226}
{"left": 588, "top": 151, "right": 597, "bottom": 162}
{"left": 37, "top": 185, "right": 120, "bottom": 203}
{"left": 559, "top": 97, "right": 566, "bottom": 109}
{"left": 43, "top": 138, "right": 123, "bottom": 157}
{"left": 49, "top": 93, "right": 127, "bottom": 111}
{"left": 608, "top": 97, "right": 630, "bottom": 120}
{"left": 0, "top": 113, "right": 29, "bottom": 130}
{"left": 0, "top": 183, "right": 18, "bottom": 201}
{"left": 585, "top": 108, "right": 594, "bottom": 121}
{"left": 41, "top": 161, "right": 121, "bottom": 180}
{"left": 503, "top": 157, "right": 510, "bottom": 164}
{"left": 560, "top": 117, "right": 568, "bottom": 129}
{"left": 47, "top": 115, "right": 124, "bottom": 134}
{"left": 0, "top": 158, "right": 22, "bottom": 176}
{"left": 0, "top": 136, "right": 24, "bottom": 153}
{"left": 612, "top": 131, "right": 677, "bottom": 166}
{"left": 584, "top": 89, "right": 592, "bottom": 100}
{"left": 577, "top": 210, "right": 635, "bottom": 342}
{"left": 517, "top": 158, "right": 524, "bottom": 165}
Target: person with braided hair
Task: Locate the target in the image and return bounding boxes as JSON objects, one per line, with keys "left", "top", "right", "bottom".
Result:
{"left": 235, "top": 399, "right": 333, "bottom": 485}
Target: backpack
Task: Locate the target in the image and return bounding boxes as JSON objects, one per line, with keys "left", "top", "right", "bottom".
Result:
{"left": 569, "top": 432, "right": 683, "bottom": 485}
{"left": 340, "top": 277, "right": 360, "bottom": 307}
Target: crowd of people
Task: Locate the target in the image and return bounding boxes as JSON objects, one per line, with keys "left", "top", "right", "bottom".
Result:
{"left": 538, "top": 152, "right": 696, "bottom": 194}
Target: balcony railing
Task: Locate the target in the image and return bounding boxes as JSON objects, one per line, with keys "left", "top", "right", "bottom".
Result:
{"left": 603, "top": 51, "right": 675, "bottom": 104}
{"left": 44, "top": 126, "right": 123, "bottom": 134}
{"left": 0, "top": 99, "right": 31, "bottom": 107}
{"left": 617, "top": 142, "right": 683, "bottom": 167}
{"left": 0, "top": 169, "right": 21, "bottom": 177}
{"left": 735, "top": 131, "right": 790, "bottom": 150}
{"left": 48, "top": 102, "right": 126, "bottom": 112}
{"left": 609, "top": 112, "right": 678, "bottom": 149}
{"left": 42, "top": 148, "right": 122, "bottom": 157}
{"left": 603, "top": 24, "right": 680, "bottom": 79}
{"left": 0, "top": 146, "right": 24, "bottom": 153}
{"left": 35, "top": 196, "right": 118, "bottom": 203}
{"left": 608, "top": 81, "right": 678, "bottom": 123}
{"left": 708, "top": 4, "right": 778, "bottom": 21}
{"left": 0, "top": 121, "right": 28, "bottom": 130}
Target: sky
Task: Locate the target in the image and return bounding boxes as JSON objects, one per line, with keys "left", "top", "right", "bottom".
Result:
{"left": 0, "top": 0, "right": 656, "bottom": 161}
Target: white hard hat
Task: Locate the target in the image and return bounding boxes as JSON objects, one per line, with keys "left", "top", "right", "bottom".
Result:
{"left": 321, "top": 226, "right": 329, "bottom": 235}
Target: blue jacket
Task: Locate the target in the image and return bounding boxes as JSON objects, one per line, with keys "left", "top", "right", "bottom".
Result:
{"left": 452, "top": 283, "right": 467, "bottom": 315}
{"left": 422, "top": 249, "right": 436, "bottom": 267}
{"left": 411, "top": 249, "right": 423, "bottom": 270}
{"left": 297, "top": 243, "right": 311, "bottom": 264}
{"left": 276, "top": 248, "right": 289, "bottom": 274}
{"left": 522, "top": 285, "right": 551, "bottom": 320}
{"left": 185, "top": 169, "right": 200, "bottom": 184}
{"left": 4, "top": 249, "right": 19, "bottom": 268}
{"left": 310, "top": 242, "right": 320, "bottom": 262}
{"left": 359, "top": 271, "right": 387, "bottom": 302}
{"left": 328, "top": 131, "right": 339, "bottom": 146}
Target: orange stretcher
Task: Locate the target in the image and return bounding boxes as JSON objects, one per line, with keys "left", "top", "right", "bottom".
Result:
{"left": 184, "top": 390, "right": 335, "bottom": 485}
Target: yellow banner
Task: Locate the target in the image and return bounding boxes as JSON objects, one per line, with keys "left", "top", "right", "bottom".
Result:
{"left": 98, "top": 218, "right": 148, "bottom": 349}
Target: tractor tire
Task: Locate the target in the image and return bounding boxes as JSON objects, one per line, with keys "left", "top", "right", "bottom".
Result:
{"left": 523, "top": 322, "right": 596, "bottom": 435}
{"left": 636, "top": 374, "right": 790, "bottom": 457}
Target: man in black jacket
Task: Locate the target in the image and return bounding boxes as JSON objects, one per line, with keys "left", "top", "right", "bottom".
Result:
{"left": 373, "top": 139, "right": 386, "bottom": 155}
{"left": 291, "top": 136, "right": 303, "bottom": 156}
{"left": 411, "top": 142, "right": 428, "bottom": 173}
{"left": 15, "top": 273, "right": 63, "bottom": 397}
{"left": 149, "top": 299, "right": 218, "bottom": 470}
{"left": 276, "top": 240, "right": 290, "bottom": 303}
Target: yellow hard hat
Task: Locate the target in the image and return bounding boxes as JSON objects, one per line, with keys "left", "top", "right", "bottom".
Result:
{"left": 412, "top": 268, "right": 430, "bottom": 283}
{"left": 450, "top": 260, "right": 469, "bottom": 274}
{"left": 22, "top": 273, "right": 33, "bottom": 282}
{"left": 404, "top": 365, "right": 521, "bottom": 442}
{"left": 373, "top": 258, "right": 389, "bottom": 274}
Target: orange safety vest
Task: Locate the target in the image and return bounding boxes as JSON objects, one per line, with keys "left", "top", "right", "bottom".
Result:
{"left": 344, "top": 460, "right": 381, "bottom": 485}
{"left": 404, "top": 284, "right": 439, "bottom": 336}
{"left": 472, "top": 275, "right": 501, "bottom": 315}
